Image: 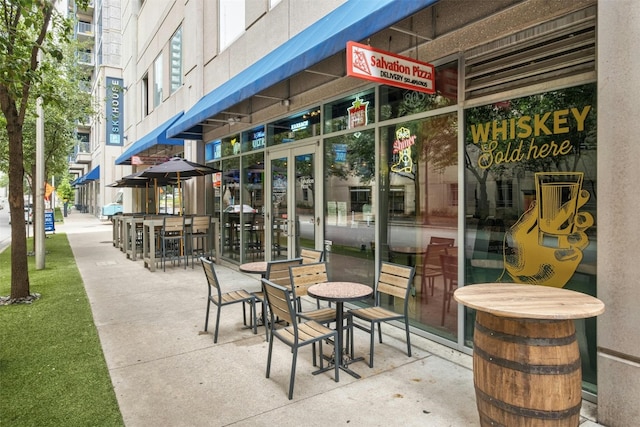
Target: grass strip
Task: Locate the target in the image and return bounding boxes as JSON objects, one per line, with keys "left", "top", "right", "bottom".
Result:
{"left": 0, "top": 233, "right": 124, "bottom": 426}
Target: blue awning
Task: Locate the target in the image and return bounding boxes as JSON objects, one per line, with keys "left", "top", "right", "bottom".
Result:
{"left": 167, "top": 0, "right": 438, "bottom": 140}
{"left": 84, "top": 165, "right": 100, "bottom": 181}
{"left": 74, "top": 165, "right": 100, "bottom": 186}
{"left": 115, "top": 112, "right": 185, "bottom": 165}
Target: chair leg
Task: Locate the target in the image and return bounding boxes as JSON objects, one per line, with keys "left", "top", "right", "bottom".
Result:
{"left": 162, "top": 239, "right": 166, "bottom": 272}
{"left": 441, "top": 290, "right": 447, "bottom": 326}
{"left": 420, "top": 274, "right": 429, "bottom": 303}
{"left": 266, "top": 333, "right": 274, "bottom": 378}
{"left": 214, "top": 304, "right": 221, "bottom": 343}
{"left": 251, "top": 299, "right": 257, "bottom": 335}
{"left": 333, "top": 340, "right": 339, "bottom": 383}
{"left": 241, "top": 301, "right": 247, "bottom": 326}
{"left": 204, "top": 298, "right": 211, "bottom": 332}
{"left": 259, "top": 299, "right": 269, "bottom": 342}
{"left": 312, "top": 342, "right": 317, "bottom": 367}
{"left": 369, "top": 322, "right": 376, "bottom": 368}
{"left": 405, "top": 320, "right": 412, "bottom": 357}
{"left": 288, "top": 348, "right": 298, "bottom": 400}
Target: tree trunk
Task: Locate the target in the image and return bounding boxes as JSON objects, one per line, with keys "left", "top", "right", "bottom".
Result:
{"left": 2, "top": 97, "right": 30, "bottom": 299}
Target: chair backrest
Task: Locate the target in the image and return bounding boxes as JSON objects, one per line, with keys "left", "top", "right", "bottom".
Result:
{"left": 262, "top": 278, "right": 296, "bottom": 326}
{"left": 265, "top": 258, "right": 303, "bottom": 288}
{"left": 191, "top": 215, "right": 210, "bottom": 233}
{"left": 376, "top": 262, "right": 415, "bottom": 306}
{"left": 423, "top": 243, "right": 449, "bottom": 269}
{"left": 201, "top": 257, "right": 221, "bottom": 300}
{"left": 429, "top": 236, "right": 455, "bottom": 246}
{"left": 163, "top": 215, "right": 184, "bottom": 234}
{"left": 300, "top": 248, "right": 323, "bottom": 264}
{"left": 440, "top": 254, "right": 458, "bottom": 286}
{"left": 288, "top": 262, "right": 329, "bottom": 298}
{"left": 445, "top": 246, "right": 458, "bottom": 256}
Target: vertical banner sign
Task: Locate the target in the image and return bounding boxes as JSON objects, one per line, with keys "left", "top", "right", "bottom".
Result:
{"left": 106, "top": 77, "right": 124, "bottom": 146}
{"left": 346, "top": 41, "right": 435, "bottom": 94}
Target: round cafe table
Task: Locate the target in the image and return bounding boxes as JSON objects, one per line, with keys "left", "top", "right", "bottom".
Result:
{"left": 239, "top": 261, "right": 268, "bottom": 278}
{"left": 454, "top": 283, "right": 604, "bottom": 427}
{"left": 308, "top": 281, "right": 372, "bottom": 379}
{"left": 389, "top": 246, "right": 426, "bottom": 267}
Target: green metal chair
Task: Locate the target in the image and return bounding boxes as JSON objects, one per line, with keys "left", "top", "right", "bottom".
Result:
{"left": 349, "top": 261, "right": 415, "bottom": 368}
{"left": 202, "top": 257, "right": 257, "bottom": 343}
{"left": 262, "top": 278, "right": 338, "bottom": 400}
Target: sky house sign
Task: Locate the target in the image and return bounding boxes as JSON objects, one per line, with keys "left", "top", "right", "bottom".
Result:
{"left": 346, "top": 41, "right": 435, "bottom": 94}
{"left": 106, "top": 77, "right": 124, "bottom": 146}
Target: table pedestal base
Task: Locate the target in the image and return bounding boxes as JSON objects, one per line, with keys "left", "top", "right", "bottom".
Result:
{"left": 473, "top": 311, "right": 582, "bottom": 427}
{"left": 313, "top": 349, "right": 366, "bottom": 379}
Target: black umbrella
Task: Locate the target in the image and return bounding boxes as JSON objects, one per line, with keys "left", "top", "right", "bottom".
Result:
{"left": 108, "top": 171, "right": 184, "bottom": 213}
{"left": 140, "top": 157, "right": 219, "bottom": 214}
{"left": 140, "top": 157, "right": 219, "bottom": 178}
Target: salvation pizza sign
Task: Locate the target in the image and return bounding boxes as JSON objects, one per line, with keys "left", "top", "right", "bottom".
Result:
{"left": 346, "top": 41, "right": 435, "bottom": 94}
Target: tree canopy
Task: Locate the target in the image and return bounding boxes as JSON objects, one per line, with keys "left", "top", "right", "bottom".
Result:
{"left": 0, "top": 0, "right": 91, "bottom": 300}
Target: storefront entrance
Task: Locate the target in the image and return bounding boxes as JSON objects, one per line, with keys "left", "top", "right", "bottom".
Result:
{"left": 267, "top": 142, "right": 322, "bottom": 260}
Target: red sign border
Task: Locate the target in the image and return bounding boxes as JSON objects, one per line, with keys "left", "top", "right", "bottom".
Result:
{"left": 346, "top": 41, "right": 436, "bottom": 94}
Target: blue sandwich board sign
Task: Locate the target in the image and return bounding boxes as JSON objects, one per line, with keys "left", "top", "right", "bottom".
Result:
{"left": 44, "top": 209, "right": 55, "bottom": 233}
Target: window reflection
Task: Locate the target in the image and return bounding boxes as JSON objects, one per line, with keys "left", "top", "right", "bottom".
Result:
{"left": 380, "top": 112, "right": 458, "bottom": 340}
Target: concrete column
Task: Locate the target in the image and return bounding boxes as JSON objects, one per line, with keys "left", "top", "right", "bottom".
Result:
{"left": 596, "top": 1, "right": 640, "bottom": 425}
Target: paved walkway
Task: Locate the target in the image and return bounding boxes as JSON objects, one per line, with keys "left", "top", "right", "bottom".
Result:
{"left": 58, "top": 213, "right": 602, "bottom": 426}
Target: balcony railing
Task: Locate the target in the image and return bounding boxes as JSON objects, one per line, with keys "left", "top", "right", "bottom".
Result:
{"left": 77, "top": 51, "right": 94, "bottom": 66}
{"left": 77, "top": 21, "right": 93, "bottom": 36}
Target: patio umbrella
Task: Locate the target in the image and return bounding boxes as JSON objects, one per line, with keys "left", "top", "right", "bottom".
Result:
{"left": 108, "top": 172, "right": 183, "bottom": 213}
{"left": 140, "top": 157, "right": 219, "bottom": 214}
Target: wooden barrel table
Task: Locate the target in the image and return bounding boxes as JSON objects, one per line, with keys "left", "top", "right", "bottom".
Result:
{"left": 454, "top": 283, "right": 604, "bottom": 427}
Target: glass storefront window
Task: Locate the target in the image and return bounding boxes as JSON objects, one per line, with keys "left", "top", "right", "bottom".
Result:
{"left": 212, "top": 153, "right": 266, "bottom": 263}
{"left": 379, "top": 61, "right": 458, "bottom": 121}
{"left": 220, "top": 157, "right": 240, "bottom": 261}
{"left": 205, "top": 139, "right": 221, "bottom": 162}
{"left": 324, "top": 129, "right": 376, "bottom": 286}
{"left": 241, "top": 153, "right": 265, "bottom": 262}
{"left": 267, "top": 107, "right": 321, "bottom": 146}
{"left": 323, "top": 89, "right": 375, "bottom": 134}
{"left": 242, "top": 125, "right": 266, "bottom": 152}
{"left": 463, "top": 82, "right": 598, "bottom": 391}
{"left": 221, "top": 134, "right": 241, "bottom": 157}
{"left": 379, "top": 112, "right": 458, "bottom": 340}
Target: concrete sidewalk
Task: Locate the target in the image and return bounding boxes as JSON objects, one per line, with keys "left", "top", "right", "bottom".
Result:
{"left": 58, "top": 213, "right": 602, "bottom": 427}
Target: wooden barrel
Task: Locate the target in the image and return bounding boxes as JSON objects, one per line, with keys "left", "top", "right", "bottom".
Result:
{"left": 473, "top": 311, "right": 582, "bottom": 427}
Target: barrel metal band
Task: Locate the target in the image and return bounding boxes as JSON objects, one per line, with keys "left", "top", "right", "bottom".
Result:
{"left": 476, "top": 387, "right": 582, "bottom": 420}
{"left": 475, "top": 320, "right": 576, "bottom": 346}
{"left": 474, "top": 344, "right": 581, "bottom": 374}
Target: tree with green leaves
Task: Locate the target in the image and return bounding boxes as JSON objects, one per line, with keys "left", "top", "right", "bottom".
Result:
{"left": 0, "top": 0, "right": 90, "bottom": 300}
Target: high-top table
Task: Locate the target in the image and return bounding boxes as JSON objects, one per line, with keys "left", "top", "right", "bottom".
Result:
{"left": 308, "top": 281, "right": 372, "bottom": 379}
{"left": 124, "top": 216, "right": 145, "bottom": 261}
{"left": 142, "top": 218, "right": 165, "bottom": 272}
{"left": 454, "top": 283, "right": 604, "bottom": 427}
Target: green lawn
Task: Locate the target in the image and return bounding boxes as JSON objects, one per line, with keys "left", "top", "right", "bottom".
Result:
{"left": 0, "top": 233, "right": 124, "bottom": 426}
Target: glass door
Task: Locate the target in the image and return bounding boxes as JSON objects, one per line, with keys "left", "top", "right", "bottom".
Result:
{"left": 267, "top": 142, "right": 321, "bottom": 260}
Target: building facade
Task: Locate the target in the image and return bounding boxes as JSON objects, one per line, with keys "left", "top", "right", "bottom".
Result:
{"left": 67, "top": 0, "right": 123, "bottom": 215}
{"left": 75, "top": 1, "right": 639, "bottom": 425}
